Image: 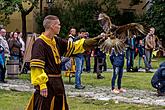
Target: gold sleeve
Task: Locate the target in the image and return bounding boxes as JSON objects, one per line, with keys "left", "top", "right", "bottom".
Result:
{"left": 73, "top": 38, "right": 85, "bottom": 54}
{"left": 63, "top": 38, "right": 85, "bottom": 57}
{"left": 31, "top": 67, "right": 48, "bottom": 90}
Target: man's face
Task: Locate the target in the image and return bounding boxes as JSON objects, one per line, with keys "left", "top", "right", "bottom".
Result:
{"left": 1, "top": 29, "right": 6, "bottom": 37}
{"left": 149, "top": 28, "right": 155, "bottom": 35}
{"left": 79, "top": 32, "right": 86, "bottom": 38}
{"left": 51, "top": 19, "right": 61, "bottom": 35}
{"left": 71, "top": 29, "right": 76, "bottom": 36}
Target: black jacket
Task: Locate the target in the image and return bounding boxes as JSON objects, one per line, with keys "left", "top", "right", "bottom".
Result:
{"left": 151, "top": 61, "right": 165, "bottom": 89}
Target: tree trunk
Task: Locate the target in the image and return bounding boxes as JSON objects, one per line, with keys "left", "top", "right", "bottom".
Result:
{"left": 40, "top": 0, "right": 43, "bottom": 16}
{"left": 21, "top": 12, "right": 27, "bottom": 42}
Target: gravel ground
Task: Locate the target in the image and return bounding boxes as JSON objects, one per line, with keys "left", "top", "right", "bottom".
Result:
{"left": 0, "top": 78, "right": 165, "bottom": 106}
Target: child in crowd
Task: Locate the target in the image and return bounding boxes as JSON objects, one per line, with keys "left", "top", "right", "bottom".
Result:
{"left": 110, "top": 48, "right": 126, "bottom": 94}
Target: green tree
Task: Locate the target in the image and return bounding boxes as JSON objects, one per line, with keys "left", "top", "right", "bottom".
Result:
{"left": 36, "top": 0, "right": 119, "bottom": 38}
{"left": 144, "top": 0, "right": 165, "bottom": 39}
{"left": 0, "top": 0, "right": 16, "bottom": 26}
{"left": 0, "top": 0, "right": 39, "bottom": 40}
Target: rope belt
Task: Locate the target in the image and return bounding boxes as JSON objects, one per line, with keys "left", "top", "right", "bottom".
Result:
{"left": 47, "top": 74, "right": 62, "bottom": 77}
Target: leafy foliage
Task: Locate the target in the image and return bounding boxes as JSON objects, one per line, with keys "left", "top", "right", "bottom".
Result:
{"left": 0, "top": 0, "right": 39, "bottom": 40}
{"left": 143, "top": 0, "right": 165, "bottom": 39}
{"left": 0, "top": 0, "right": 18, "bottom": 26}
{"left": 36, "top": 0, "right": 119, "bottom": 38}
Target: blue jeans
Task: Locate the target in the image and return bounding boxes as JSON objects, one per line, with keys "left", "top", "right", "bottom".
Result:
{"left": 103, "top": 56, "right": 107, "bottom": 71}
{"left": 75, "top": 55, "right": 84, "bottom": 87}
{"left": 10, "top": 55, "right": 19, "bottom": 60}
{"left": 0, "top": 64, "right": 6, "bottom": 81}
{"left": 84, "top": 55, "right": 91, "bottom": 72}
{"left": 142, "top": 55, "right": 150, "bottom": 69}
{"left": 145, "top": 49, "right": 153, "bottom": 68}
{"left": 138, "top": 47, "right": 150, "bottom": 69}
{"left": 126, "top": 49, "right": 135, "bottom": 69}
{"left": 111, "top": 66, "right": 123, "bottom": 90}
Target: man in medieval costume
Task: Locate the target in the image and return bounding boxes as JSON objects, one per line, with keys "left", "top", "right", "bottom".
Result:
{"left": 25, "top": 15, "right": 106, "bottom": 110}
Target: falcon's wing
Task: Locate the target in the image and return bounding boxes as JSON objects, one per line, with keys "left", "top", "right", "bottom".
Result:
{"left": 99, "top": 37, "right": 126, "bottom": 55}
{"left": 98, "top": 13, "right": 148, "bottom": 55}
{"left": 98, "top": 13, "right": 112, "bottom": 34}
{"left": 99, "top": 23, "right": 148, "bottom": 55}
{"left": 114, "top": 23, "right": 148, "bottom": 41}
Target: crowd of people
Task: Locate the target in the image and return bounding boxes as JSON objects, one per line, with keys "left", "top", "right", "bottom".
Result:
{"left": 125, "top": 27, "right": 157, "bottom": 73}
{"left": 62, "top": 27, "right": 160, "bottom": 90}
{"left": 26, "top": 14, "right": 164, "bottom": 109}
{"left": 0, "top": 15, "right": 163, "bottom": 109}
{"left": 0, "top": 28, "right": 25, "bottom": 83}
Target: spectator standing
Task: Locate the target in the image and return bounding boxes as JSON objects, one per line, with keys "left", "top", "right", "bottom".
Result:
{"left": 17, "top": 32, "right": 25, "bottom": 71}
{"left": 63, "top": 28, "right": 77, "bottom": 75}
{"left": 18, "top": 32, "right": 25, "bottom": 57}
{"left": 8, "top": 32, "right": 13, "bottom": 42}
{"left": 145, "top": 27, "right": 156, "bottom": 70}
{"left": 68, "top": 28, "right": 77, "bottom": 42}
{"left": 0, "top": 28, "right": 10, "bottom": 83}
{"left": 95, "top": 47, "right": 105, "bottom": 79}
{"left": 83, "top": 32, "right": 91, "bottom": 73}
{"left": 136, "top": 35, "right": 150, "bottom": 72}
{"left": 110, "top": 48, "right": 126, "bottom": 94}
{"left": 0, "top": 40, "right": 5, "bottom": 83}
{"left": 8, "top": 32, "right": 22, "bottom": 60}
{"left": 136, "top": 36, "right": 145, "bottom": 68}
{"left": 126, "top": 34, "right": 136, "bottom": 72}
{"left": 74, "top": 28, "right": 86, "bottom": 89}
{"left": 0, "top": 29, "right": 10, "bottom": 58}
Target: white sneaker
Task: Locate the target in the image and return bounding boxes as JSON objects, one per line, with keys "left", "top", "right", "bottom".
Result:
{"left": 119, "top": 88, "right": 126, "bottom": 93}
{"left": 111, "top": 89, "right": 120, "bottom": 94}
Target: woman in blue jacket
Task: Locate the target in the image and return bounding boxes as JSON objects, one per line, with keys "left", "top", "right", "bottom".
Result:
{"left": 110, "top": 48, "right": 126, "bottom": 94}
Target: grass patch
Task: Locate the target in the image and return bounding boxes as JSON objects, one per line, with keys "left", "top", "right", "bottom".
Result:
{"left": 68, "top": 97, "right": 165, "bottom": 110}
{"left": 63, "top": 57, "right": 165, "bottom": 90}
{"left": 63, "top": 71, "right": 155, "bottom": 90}
{"left": 91, "top": 56, "right": 165, "bottom": 69}
{"left": 3, "top": 57, "right": 163, "bottom": 109}
{"left": 18, "top": 73, "right": 31, "bottom": 81}
{"left": 0, "top": 90, "right": 31, "bottom": 110}
{"left": 0, "top": 89, "right": 165, "bottom": 110}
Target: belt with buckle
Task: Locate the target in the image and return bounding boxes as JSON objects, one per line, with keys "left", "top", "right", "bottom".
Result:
{"left": 47, "top": 74, "right": 61, "bottom": 77}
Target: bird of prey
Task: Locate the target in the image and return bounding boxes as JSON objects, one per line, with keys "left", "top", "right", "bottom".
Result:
{"left": 98, "top": 13, "right": 148, "bottom": 54}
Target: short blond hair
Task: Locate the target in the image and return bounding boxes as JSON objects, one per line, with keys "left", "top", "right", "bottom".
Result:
{"left": 43, "top": 15, "right": 59, "bottom": 30}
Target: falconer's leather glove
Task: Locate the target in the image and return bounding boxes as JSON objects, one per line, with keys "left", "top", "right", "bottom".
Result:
{"left": 83, "top": 33, "right": 107, "bottom": 50}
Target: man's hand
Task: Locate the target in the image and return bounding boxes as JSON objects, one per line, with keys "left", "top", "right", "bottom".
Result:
{"left": 40, "top": 88, "right": 48, "bottom": 97}
{"left": 83, "top": 33, "right": 108, "bottom": 50}
{"left": 96, "top": 33, "right": 108, "bottom": 44}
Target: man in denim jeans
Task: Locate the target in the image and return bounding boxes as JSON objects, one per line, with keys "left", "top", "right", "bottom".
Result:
{"left": 74, "top": 28, "right": 86, "bottom": 89}
{"left": 145, "top": 27, "right": 156, "bottom": 71}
